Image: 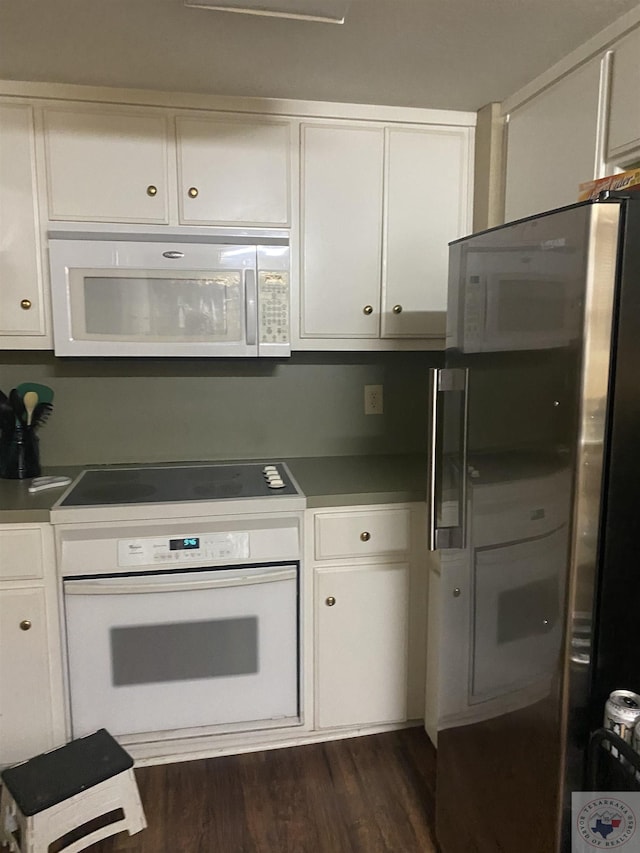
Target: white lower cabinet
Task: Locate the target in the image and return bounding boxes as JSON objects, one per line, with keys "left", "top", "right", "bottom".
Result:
{"left": 0, "top": 524, "right": 64, "bottom": 767}
{"left": 310, "top": 502, "right": 427, "bottom": 732}
{"left": 316, "top": 562, "right": 409, "bottom": 729}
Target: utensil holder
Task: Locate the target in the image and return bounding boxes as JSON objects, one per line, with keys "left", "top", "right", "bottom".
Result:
{"left": 0, "top": 425, "right": 40, "bottom": 479}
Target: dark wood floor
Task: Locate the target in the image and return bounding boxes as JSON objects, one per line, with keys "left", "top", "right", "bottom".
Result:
{"left": 89, "top": 727, "right": 438, "bottom": 853}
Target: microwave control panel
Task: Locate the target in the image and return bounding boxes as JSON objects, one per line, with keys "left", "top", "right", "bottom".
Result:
{"left": 117, "top": 532, "right": 250, "bottom": 567}
{"left": 259, "top": 272, "right": 289, "bottom": 345}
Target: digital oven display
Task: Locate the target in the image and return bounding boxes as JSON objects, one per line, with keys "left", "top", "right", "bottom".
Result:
{"left": 169, "top": 537, "right": 200, "bottom": 551}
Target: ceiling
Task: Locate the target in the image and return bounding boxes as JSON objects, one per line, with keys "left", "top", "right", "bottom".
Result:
{"left": 1, "top": 0, "right": 639, "bottom": 111}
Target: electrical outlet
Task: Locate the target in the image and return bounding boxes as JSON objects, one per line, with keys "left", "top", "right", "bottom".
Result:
{"left": 364, "top": 384, "right": 383, "bottom": 415}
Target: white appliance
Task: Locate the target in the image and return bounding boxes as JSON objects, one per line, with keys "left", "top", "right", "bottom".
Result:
{"left": 51, "top": 462, "right": 305, "bottom": 742}
{"left": 48, "top": 226, "right": 290, "bottom": 357}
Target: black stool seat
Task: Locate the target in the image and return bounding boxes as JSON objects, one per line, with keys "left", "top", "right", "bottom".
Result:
{"left": 0, "top": 729, "right": 133, "bottom": 817}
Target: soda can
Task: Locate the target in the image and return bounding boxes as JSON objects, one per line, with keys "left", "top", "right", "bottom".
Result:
{"left": 605, "top": 690, "right": 640, "bottom": 763}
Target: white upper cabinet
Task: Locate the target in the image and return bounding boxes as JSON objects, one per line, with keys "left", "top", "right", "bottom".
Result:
{"left": 176, "top": 115, "right": 291, "bottom": 226}
{"left": 607, "top": 27, "right": 640, "bottom": 160}
{"left": 301, "top": 123, "right": 384, "bottom": 338}
{"left": 0, "top": 84, "right": 475, "bottom": 353}
{"left": 43, "top": 106, "right": 170, "bottom": 224}
{"left": 504, "top": 55, "right": 603, "bottom": 222}
{"left": 383, "top": 127, "right": 470, "bottom": 338}
{"left": 42, "top": 106, "right": 292, "bottom": 228}
{"left": 0, "top": 102, "right": 48, "bottom": 345}
{"left": 299, "top": 120, "right": 473, "bottom": 347}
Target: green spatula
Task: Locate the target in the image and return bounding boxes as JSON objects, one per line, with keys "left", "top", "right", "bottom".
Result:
{"left": 16, "top": 382, "right": 54, "bottom": 405}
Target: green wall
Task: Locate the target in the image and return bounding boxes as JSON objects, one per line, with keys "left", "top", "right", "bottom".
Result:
{"left": 0, "top": 351, "right": 440, "bottom": 466}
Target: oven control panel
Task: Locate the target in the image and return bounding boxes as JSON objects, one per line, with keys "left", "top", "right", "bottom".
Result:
{"left": 118, "top": 532, "right": 250, "bottom": 567}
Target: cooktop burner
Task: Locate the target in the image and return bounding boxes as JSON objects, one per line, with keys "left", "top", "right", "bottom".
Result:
{"left": 58, "top": 462, "right": 300, "bottom": 508}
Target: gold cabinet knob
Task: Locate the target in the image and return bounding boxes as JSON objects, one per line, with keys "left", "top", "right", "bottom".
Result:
{"left": 393, "top": 304, "right": 403, "bottom": 314}
{"left": 20, "top": 299, "right": 32, "bottom": 310}
{"left": 146, "top": 185, "right": 158, "bottom": 197}
{"left": 325, "top": 596, "right": 336, "bottom": 607}
{"left": 20, "top": 620, "right": 32, "bottom": 631}
{"left": 187, "top": 187, "right": 199, "bottom": 199}
{"left": 360, "top": 531, "right": 371, "bottom": 542}
{"left": 363, "top": 305, "right": 373, "bottom": 315}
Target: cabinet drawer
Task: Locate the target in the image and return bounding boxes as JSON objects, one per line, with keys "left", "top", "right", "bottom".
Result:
{"left": 315, "top": 508, "right": 410, "bottom": 560}
{"left": 0, "top": 527, "right": 44, "bottom": 580}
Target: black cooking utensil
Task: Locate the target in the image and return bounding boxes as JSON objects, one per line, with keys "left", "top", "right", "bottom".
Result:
{"left": 9, "top": 388, "right": 26, "bottom": 426}
{"left": 0, "top": 390, "right": 14, "bottom": 433}
{"left": 31, "top": 402, "right": 53, "bottom": 430}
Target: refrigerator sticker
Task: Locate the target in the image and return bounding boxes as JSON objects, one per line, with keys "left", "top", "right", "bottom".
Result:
{"left": 572, "top": 793, "right": 639, "bottom": 850}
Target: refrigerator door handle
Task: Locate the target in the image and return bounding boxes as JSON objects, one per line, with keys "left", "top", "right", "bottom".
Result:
{"left": 427, "top": 366, "right": 469, "bottom": 551}
{"left": 427, "top": 367, "right": 440, "bottom": 551}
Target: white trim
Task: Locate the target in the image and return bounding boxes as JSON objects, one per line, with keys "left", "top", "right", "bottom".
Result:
{"left": 594, "top": 51, "right": 615, "bottom": 178}
{"left": 502, "top": 7, "right": 640, "bottom": 115}
{"left": 130, "top": 719, "right": 422, "bottom": 766}
{"left": 0, "top": 78, "right": 476, "bottom": 127}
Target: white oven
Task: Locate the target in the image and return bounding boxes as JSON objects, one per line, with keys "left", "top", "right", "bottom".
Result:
{"left": 51, "top": 462, "right": 305, "bottom": 743}
{"left": 63, "top": 560, "right": 299, "bottom": 740}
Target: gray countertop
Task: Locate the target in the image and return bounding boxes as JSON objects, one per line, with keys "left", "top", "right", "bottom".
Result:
{"left": 0, "top": 454, "right": 428, "bottom": 523}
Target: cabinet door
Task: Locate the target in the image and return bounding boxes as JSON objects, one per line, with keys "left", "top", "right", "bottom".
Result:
{"left": 608, "top": 27, "right": 640, "bottom": 159}
{"left": 177, "top": 115, "right": 291, "bottom": 226}
{"left": 301, "top": 124, "right": 383, "bottom": 338}
{"left": 504, "top": 56, "right": 602, "bottom": 221}
{"left": 0, "top": 103, "right": 47, "bottom": 339}
{"left": 382, "top": 126, "right": 471, "bottom": 338}
{"left": 43, "top": 107, "right": 169, "bottom": 223}
{"left": 316, "top": 562, "right": 409, "bottom": 728}
{"left": 0, "top": 587, "right": 55, "bottom": 765}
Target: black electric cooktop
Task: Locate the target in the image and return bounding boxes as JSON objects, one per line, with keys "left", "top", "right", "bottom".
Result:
{"left": 59, "top": 463, "right": 300, "bottom": 507}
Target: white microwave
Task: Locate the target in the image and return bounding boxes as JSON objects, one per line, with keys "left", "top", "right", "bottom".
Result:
{"left": 48, "top": 226, "right": 291, "bottom": 357}
{"left": 460, "top": 271, "right": 582, "bottom": 353}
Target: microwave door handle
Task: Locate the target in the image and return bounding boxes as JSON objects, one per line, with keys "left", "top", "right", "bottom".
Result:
{"left": 64, "top": 567, "right": 297, "bottom": 596}
{"left": 428, "top": 367, "right": 469, "bottom": 551}
{"left": 244, "top": 269, "right": 257, "bottom": 347}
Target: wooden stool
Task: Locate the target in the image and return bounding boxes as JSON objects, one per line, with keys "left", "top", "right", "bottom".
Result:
{"left": 0, "top": 729, "right": 146, "bottom": 853}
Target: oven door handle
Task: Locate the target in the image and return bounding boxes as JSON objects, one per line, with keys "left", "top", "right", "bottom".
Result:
{"left": 64, "top": 567, "right": 297, "bottom": 595}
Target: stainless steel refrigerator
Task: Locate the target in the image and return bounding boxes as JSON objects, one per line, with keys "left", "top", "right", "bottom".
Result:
{"left": 428, "top": 194, "right": 640, "bottom": 853}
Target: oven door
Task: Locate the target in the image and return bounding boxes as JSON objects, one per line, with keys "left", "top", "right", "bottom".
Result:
{"left": 63, "top": 563, "right": 299, "bottom": 739}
